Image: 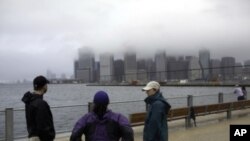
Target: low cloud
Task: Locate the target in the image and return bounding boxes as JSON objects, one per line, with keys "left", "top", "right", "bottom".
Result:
{"left": 1, "top": 0, "right": 250, "bottom": 81}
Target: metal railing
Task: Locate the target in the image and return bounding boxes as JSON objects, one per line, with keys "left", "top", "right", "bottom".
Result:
{"left": 0, "top": 92, "right": 239, "bottom": 141}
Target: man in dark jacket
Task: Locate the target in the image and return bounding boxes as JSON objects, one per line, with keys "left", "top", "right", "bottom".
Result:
{"left": 70, "top": 91, "right": 134, "bottom": 141}
{"left": 21, "top": 75, "right": 55, "bottom": 141}
{"left": 142, "top": 81, "right": 171, "bottom": 141}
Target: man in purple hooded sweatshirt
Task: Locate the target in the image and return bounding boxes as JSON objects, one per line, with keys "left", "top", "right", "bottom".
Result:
{"left": 70, "top": 91, "right": 134, "bottom": 141}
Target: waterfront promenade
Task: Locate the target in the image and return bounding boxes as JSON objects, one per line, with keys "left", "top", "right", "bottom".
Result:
{"left": 52, "top": 108, "right": 250, "bottom": 141}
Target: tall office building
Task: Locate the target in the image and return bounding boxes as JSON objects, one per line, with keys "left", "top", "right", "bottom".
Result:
{"left": 137, "top": 59, "right": 147, "bottom": 82}
{"left": 221, "top": 57, "right": 235, "bottom": 80}
{"left": 243, "top": 60, "right": 250, "bottom": 79}
{"left": 188, "top": 57, "right": 202, "bottom": 80}
{"left": 199, "top": 49, "right": 210, "bottom": 80}
{"left": 210, "top": 59, "right": 221, "bottom": 81}
{"left": 244, "top": 60, "right": 250, "bottom": 67}
{"left": 100, "top": 53, "right": 114, "bottom": 82}
{"left": 124, "top": 51, "right": 137, "bottom": 82}
{"left": 74, "top": 60, "right": 79, "bottom": 79}
{"left": 94, "top": 61, "right": 100, "bottom": 82}
{"left": 167, "top": 56, "right": 176, "bottom": 80}
{"left": 114, "top": 59, "right": 124, "bottom": 82}
{"left": 75, "top": 47, "right": 95, "bottom": 82}
{"left": 155, "top": 50, "right": 167, "bottom": 82}
{"left": 167, "top": 58, "right": 189, "bottom": 80}
{"left": 235, "top": 62, "right": 243, "bottom": 80}
{"left": 145, "top": 58, "right": 156, "bottom": 81}
{"left": 185, "top": 56, "right": 193, "bottom": 61}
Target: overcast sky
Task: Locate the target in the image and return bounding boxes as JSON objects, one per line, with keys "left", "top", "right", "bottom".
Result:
{"left": 1, "top": 0, "right": 250, "bottom": 82}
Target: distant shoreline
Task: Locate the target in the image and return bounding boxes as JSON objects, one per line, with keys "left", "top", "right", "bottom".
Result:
{"left": 2, "top": 82, "right": 250, "bottom": 87}
{"left": 86, "top": 83, "right": 250, "bottom": 87}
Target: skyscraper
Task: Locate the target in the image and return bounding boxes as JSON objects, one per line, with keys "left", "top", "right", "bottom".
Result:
{"left": 221, "top": 57, "right": 235, "bottom": 81}
{"left": 137, "top": 59, "right": 147, "bottom": 82}
{"left": 243, "top": 60, "right": 250, "bottom": 79}
{"left": 234, "top": 62, "right": 243, "bottom": 80}
{"left": 124, "top": 51, "right": 137, "bottom": 82}
{"left": 76, "top": 47, "right": 95, "bottom": 82}
{"left": 188, "top": 57, "right": 202, "bottom": 80}
{"left": 100, "top": 53, "right": 114, "bottom": 82}
{"left": 114, "top": 59, "right": 124, "bottom": 82}
{"left": 145, "top": 58, "right": 156, "bottom": 81}
{"left": 199, "top": 49, "right": 210, "bottom": 80}
{"left": 94, "top": 61, "right": 100, "bottom": 82}
{"left": 155, "top": 50, "right": 167, "bottom": 82}
{"left": 210, "top": 59, "right": 221, "bottom": 81}
{"left": 167, "top": 57, "right": 188, "bottom": 80}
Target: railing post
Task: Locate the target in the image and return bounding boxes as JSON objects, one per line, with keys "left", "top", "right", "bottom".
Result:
{"left": 88, "top": 102, "right": 94, "bottom": 112}
{"left": 5, "top": 108, "right": 13, "bottom": 141}
{"left": 227, "top": 103, "right": 232, "bottom": 119}
{"left": 186, "top": 95, "right": 193, "bottom": 128}
{"left": 218, "top": 92, "right": 223, "bottom": 103}
{"left": 187, "top": 95, "right": 193, "bottom": 107}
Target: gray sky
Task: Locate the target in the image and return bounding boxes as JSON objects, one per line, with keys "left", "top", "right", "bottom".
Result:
{"left": 1, "top": 0, "right": 250, "bottom": 82}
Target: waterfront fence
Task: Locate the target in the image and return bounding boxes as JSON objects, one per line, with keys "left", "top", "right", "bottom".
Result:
{"left": 0, "top": 111, "right": 5, "bottom": 141}
{"left": 0, "top": 92, "right": 238, "bottom": 141}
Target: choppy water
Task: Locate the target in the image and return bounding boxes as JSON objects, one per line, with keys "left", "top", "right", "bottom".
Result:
{"left": 0, "top": 84, "right": 241, "bottom": 139}
{"left": 0, "top": 83, "right": 239, "bottom": 109}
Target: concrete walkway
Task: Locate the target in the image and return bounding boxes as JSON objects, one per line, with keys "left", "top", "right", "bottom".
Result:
{"left": 53, "top": 108, "right": 250, "bottom": 141}
{"left": 168, "top": 109, "right": 250, "bottom": 141}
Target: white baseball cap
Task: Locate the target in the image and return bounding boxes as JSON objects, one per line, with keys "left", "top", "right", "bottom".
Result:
{"left": 142, "top": 81, "right": 160, "bottom": 91}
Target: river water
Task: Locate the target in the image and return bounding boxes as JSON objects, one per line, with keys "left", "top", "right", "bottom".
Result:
{"left": 0, "top": 84, "right": 242, "bottom": 139}
{"left": 0, "top": 83, "right": 239, "bottom": 109}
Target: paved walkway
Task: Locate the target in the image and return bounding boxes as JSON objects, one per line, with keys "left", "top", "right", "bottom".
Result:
{"left": 22, "top": 109, "right": 236, "bottom": 141}
{"left": 52, "top": 108, "right": 250, "bottom": 141}
{"left": 15, "top": 108, "right": 250, "bottom": 141}
{"left": 129, "top": 108, "right": 250, "bottom": 141}
{"left": 168, "top": 109, "right": 250, "bottom": 141}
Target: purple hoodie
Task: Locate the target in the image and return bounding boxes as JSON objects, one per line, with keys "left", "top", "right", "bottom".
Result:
{"left": 70, "top": 110, "right": 134, "bottom": 141}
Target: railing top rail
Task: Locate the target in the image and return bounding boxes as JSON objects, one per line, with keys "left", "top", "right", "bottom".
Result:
{"left": 109, "top": 100, "right": 144, "bottom": 104}
{"left": 13, "top": 104, "right": 89, "bottom": 111}
{"left": 167, "top": 96, "right": 187, "bottom": 100}
{"left": 2, "top": 93, "right": 231, "bottom": 111}
{"left": 193, "top": 93, "right": 219, "bottom": 97}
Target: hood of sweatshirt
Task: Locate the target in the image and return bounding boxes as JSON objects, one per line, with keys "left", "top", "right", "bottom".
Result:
{"left": 145, "top": 91, "right": 171, "bottom": 112}
{"left": 21, "top": 91, "right": 43, "bottom": 104}
{"left": 144, "top": 91, "right": 166, "bottom": 104}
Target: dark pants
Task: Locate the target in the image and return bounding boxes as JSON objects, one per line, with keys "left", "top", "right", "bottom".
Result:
{"left": 238, "top": 96, "right": 245, "bottom": 101}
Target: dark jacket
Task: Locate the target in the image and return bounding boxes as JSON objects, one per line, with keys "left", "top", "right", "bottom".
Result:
{"left": 70, "top": 110, "right": 134, "bottom": 141}
{"left": 143, "top": 92, "right": 171, "bottom": 141}
{"left": 21, "top": 92, "right": 55, "bottom": 141}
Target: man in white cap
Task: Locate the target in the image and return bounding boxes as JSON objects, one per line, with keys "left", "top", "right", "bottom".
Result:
{"left": 142, "top": 81, "right": 171, "bottom": 141}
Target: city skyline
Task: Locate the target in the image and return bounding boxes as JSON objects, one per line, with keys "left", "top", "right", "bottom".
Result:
{"left": 73, "top": 48, "right": 250, "bottom": 84}
{"left": 1, "top": 0, "right": 250, "bottom": 82}
{"left": 2, "top": 46, "right": 250, "bottom": 83}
